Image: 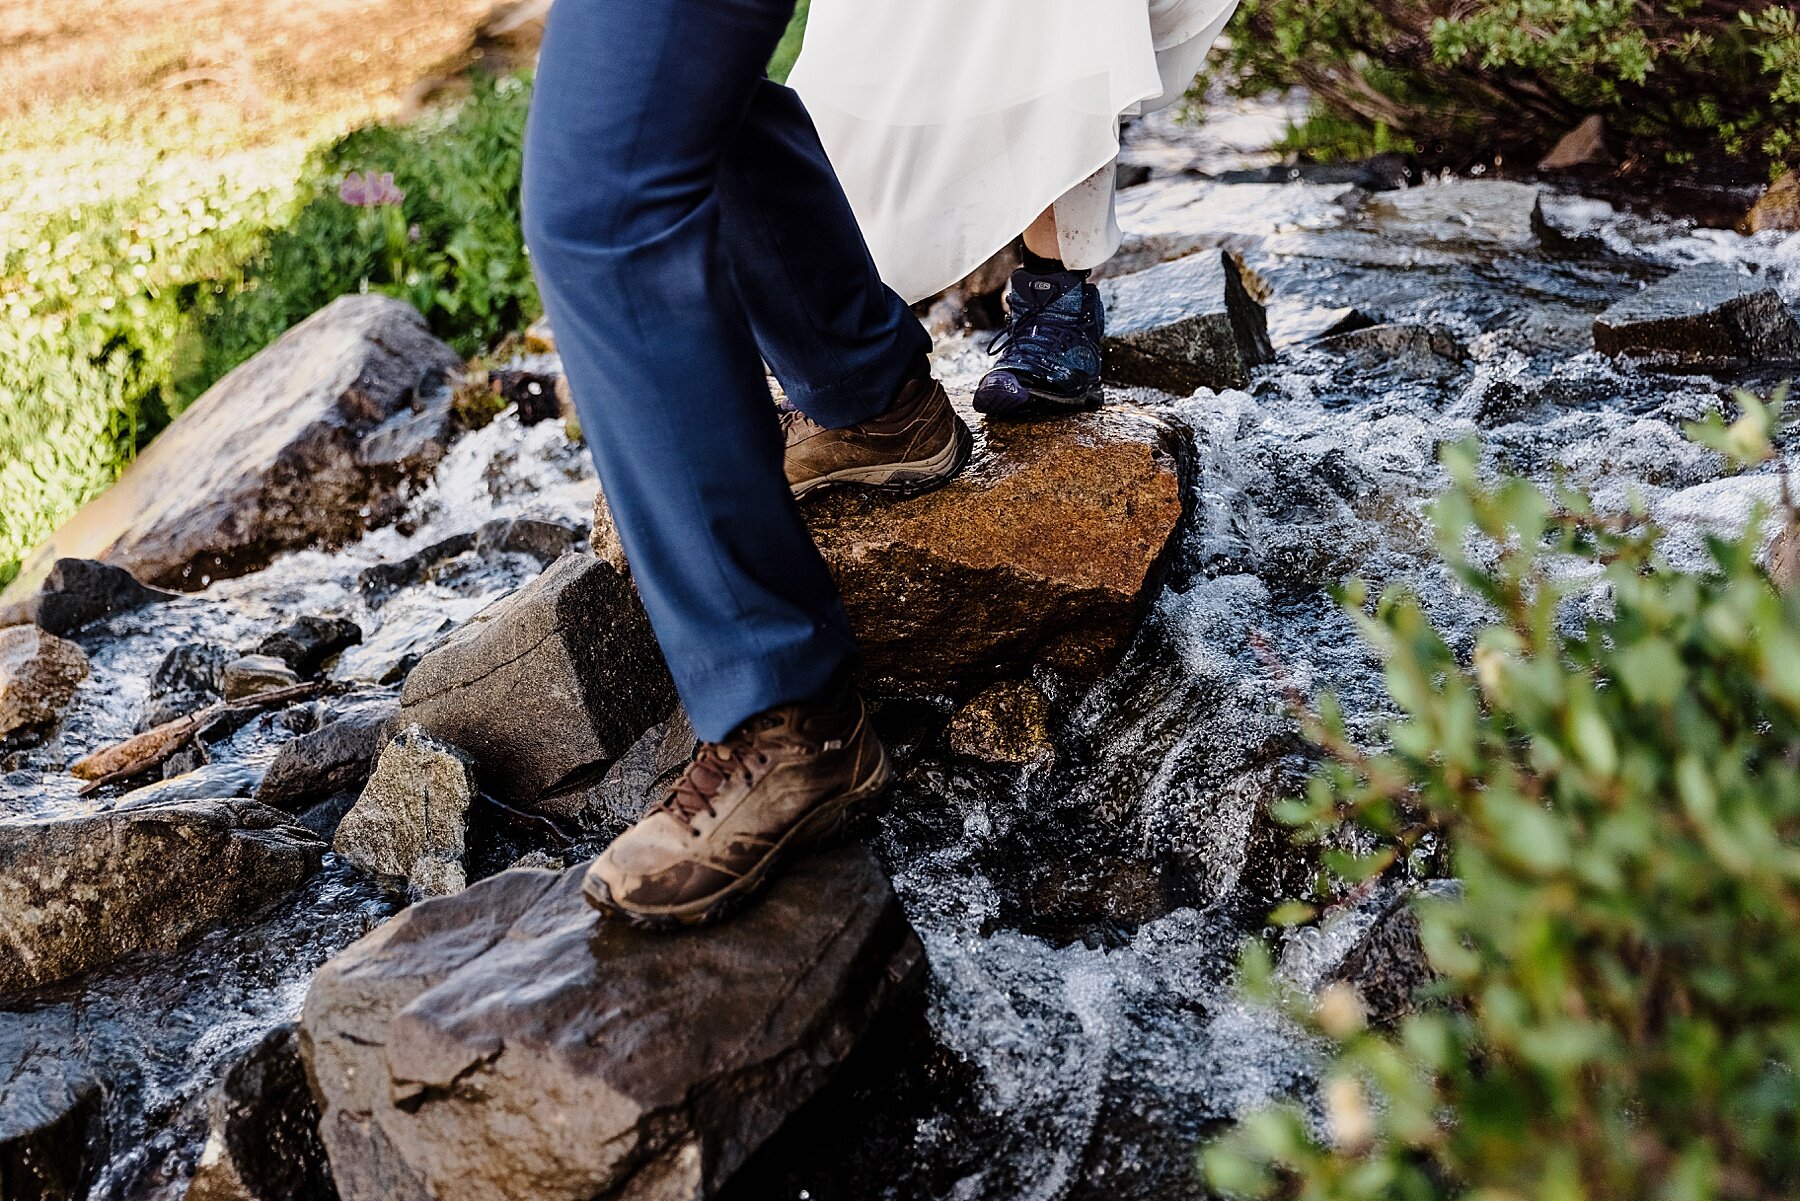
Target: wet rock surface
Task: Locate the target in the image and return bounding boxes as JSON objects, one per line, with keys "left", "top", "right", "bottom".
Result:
{"left": 0, "top": 559, "right": 176, "bottom": 637}
{"left": 948, "top": 680, "right": 1056, "bottom": 765}
{"left": 0, "top": 627, "right": 89, "bottom": 742}
{"left": 221, "top": 654, "right": 301, "bottom": 700}
{"left": 333, "top": 726, "right": 479, "bottom": 898}
{"left": 0, "top": 294, "right": 464, "bottom": 599}
{"left": 797, "top": 404, "right": 1187, "bottom": 690}
{"left": 0, "top": 798, "right": 322, "bottom": 993}
{"left": 257, "top": 695, "right": 399, "bottom": 810}
{"left": 1098, "top": 249, "right": 1274, "bottom": 392}
{"left": 302, "top": 848, "right": 922, "bottom": 1201}
{"left": 187, "top": 1023, "right": 337, "bottom": 1201}
{"left": 257, "top": 616, "right": 363, "bottom": 677}
{"left": 397, "top": 553, "right": 675, "bottom": 807}
{"left": 1594, "top": 263, "right": 1800, "bottom": 368}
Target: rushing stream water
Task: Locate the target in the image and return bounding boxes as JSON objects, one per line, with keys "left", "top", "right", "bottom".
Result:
{"left": 6, "top": 95, "right": 1800, "bottom": 1200}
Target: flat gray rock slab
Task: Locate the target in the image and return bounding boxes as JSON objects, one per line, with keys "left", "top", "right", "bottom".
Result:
{"left": 0, "top": 798, "right": 322, "bottom": 993}
{"left": 1098, "top": 250, "right": 1273, "bottom": 393}
{"left": 0, "top": 293, "right": 463, "bottom": 600}
{"left": 302, "top": 846, "right": 923, "bottom": 1201}
{"left": 398, "top": 553, "right": 675, "bottom": 808}
{"left": 1593, "top": 264, "right": 1800, "bottom": 368}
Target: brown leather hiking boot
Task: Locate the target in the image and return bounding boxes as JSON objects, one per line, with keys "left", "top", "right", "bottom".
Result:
{"left": 582, "top": 682, "right": 892, "bottom": 928}
{"left": 783, "top": 377, "right": 973, "bottom": 499}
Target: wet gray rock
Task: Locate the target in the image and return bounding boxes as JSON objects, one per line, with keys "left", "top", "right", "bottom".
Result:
{"left": 0, "top": 294, "right": 464, "bottom": 599}
{"left": 1317, "top": 322, "right": 1466, "bottom": 380}
{"left": 0, "top": 627, "right": 89, "bottom": 742}
{"left": 116, "top": 762, "right": 266, "bottom": 805}
{"left": 187, "top": 1023, "right": 338, "bottom": 1201}
{"left": 1329, "top": 885, "right": 1452, "bottom": 1027}
{"left": 221, "top": 654, "right": 301, "bottom": 701}
{"left": 473, "top": 516, "right": 584, "bottom": 564}
{"left": 0, "top": 558, "right": 177, "bottom": 636}
{"left": 1215, "top": 151, "right": 1414, "bottom": 191}
{"left": 948, "top": 681, "right": 1056, "bottom": 765}
{"left": 0, "top": 797, "right": 322, "bottom": 992}
{"left": 1, "top": 1007, "right": 105, "bottom": 1201}
{"left": 1361, "top": 179, "right": 1547, "bottom": 252}
{"left": 301, "top": 847, "right": 922, "bottom": 1201}
{"left": 258, "top": 616, "right": 363, "bottom": 677}
{"left": 1098, "top": 250, "right": 1273, "bottom": 392}
{"left": 546, "top": 707, "right": 695, "bottom": 837}
{"left": 1593, "top": 264, "right": 1800, "bottom": 369}
{"left": 398, "top": 553, "right": 675, "bottom": 806}
{"left": 333, "top": 725, "right": 480, "bottom": 898}
{"left": 258, "top": 697, "right": 399, "bottom": 810}
{"left": 139, "top": 641, "right": 234, "bottom": 728}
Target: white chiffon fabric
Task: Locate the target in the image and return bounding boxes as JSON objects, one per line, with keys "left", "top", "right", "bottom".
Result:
{"left": 789, "top": 0, "right": 1240, "bottom": 302}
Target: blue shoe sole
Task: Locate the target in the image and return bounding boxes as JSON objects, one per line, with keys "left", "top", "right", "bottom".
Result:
{"left": 973, "top": 375, "right": 1104, "bottom": 419}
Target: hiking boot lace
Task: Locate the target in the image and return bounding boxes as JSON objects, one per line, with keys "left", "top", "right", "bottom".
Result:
{"left": 656, "top": 713, "right": 782, "bottom": 831}
{"left": 986, "top": 290, "right": 1090, "bottom": 364}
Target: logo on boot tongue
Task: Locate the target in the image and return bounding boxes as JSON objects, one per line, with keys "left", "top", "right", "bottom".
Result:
{"left": 1032, "top": 281, "right": 1053, "bottom": 291}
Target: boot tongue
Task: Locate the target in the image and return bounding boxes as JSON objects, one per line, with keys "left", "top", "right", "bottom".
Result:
{"left": 1006, "top": 268, "right": 1085, "bottom": 317}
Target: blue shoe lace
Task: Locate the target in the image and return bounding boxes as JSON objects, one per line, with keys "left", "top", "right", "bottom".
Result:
{"left": 985, "top": 288, "right": 1094, "bottom": 372}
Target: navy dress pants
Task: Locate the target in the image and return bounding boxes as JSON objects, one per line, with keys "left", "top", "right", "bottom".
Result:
{"left": 522, "top": 0, "right": 930, "bottom": 741}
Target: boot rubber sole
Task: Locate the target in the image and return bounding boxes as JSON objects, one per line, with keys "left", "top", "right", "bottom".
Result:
{"left": 973, "top": 381, "right": 1104, "bottom": 420}
{"left": 789, "top": 417, "right": 973, "bottom": 500}
{"left": 582, "top": 743, "right": 895, "bottom": 930}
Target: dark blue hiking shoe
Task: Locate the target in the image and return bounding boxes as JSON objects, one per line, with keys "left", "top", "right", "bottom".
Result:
{"left": 973, "top": 268, "right": 1105, "bottom": 417}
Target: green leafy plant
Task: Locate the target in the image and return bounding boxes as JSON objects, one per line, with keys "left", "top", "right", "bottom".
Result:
{"left": 1, "top": 73, "right": 540, "bottom": 585}
{"left": 1224, "top": 0, "right": 1800, "bottom": 174}
{"left": 1205, "top": 393, "right": 1800, "bottom": 1200}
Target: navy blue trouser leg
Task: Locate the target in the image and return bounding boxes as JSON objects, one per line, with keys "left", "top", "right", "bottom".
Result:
{"left": 522, "top": 0, "right": 926, "bottom": 741}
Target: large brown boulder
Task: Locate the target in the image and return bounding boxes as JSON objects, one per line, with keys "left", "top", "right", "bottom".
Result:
{"left": 0, "top": 294, "right": 463, "bottom": 600}
{"left": 301, "top": 848, "right": 922, "bottom": 1201}
{"left": 593, "top": 403, "right": 1188, "bottom": 694}
{"left": 0, "top": 797, "right": 323, "bottom": 993}
{"left": 397, "top": 553, "right": 676, "bottom": 807}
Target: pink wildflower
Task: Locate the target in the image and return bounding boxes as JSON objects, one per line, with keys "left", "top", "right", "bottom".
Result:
{"left": 338, "top": 171, "right": 405, "bottom": 208}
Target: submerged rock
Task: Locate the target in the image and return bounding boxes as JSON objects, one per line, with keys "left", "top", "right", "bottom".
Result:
{"left": 187, "top": 1023, "right": 338, "bottom": 1201}
{"left": 138, "top": 641, "right": 235, "bottom": 729}
{"left": 1316, "top": 321, "right": 1466, "bottom": 380}
{"left": 333, "top": 725, "right": 480, "bottom": 898}
{"left": 398, "top": 553, "right": 675, "bottom": 806}
{"left": 1097, "top": 249, "right": 1274, "bottom": 392}
{"left": 0, "top": 294, "right": 463, "bottom": 599}
{"left": 302, "top": 847, "right": 922, "bottom": 1201}
{"left": 0, "top": 798, "right": 322, "bottom": 993}
{"left": 258, "top": 615, "right": 364, "bottom": 677}
{"left": 948, "top": 680, "right": 1056, "bottom": 765}
{"left": 1593, "top": 264, "right": 1800, "bottom": 369}
{"left": 0, "top": 627, "right": 89, "bottom": 742}
{"left": 0, "top": 558, "right": 177, "bottom": 636}
{"left": 1, "top": 1008, "right": 105, "bottom": 1201}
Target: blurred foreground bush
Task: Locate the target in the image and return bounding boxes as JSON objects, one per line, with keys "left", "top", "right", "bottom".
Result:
{"left": 1226, "top": 0, "right": 1800, "bottom": 175}
{"left": 1206, "top": 394, "right": 1800, "bottom": 1200}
